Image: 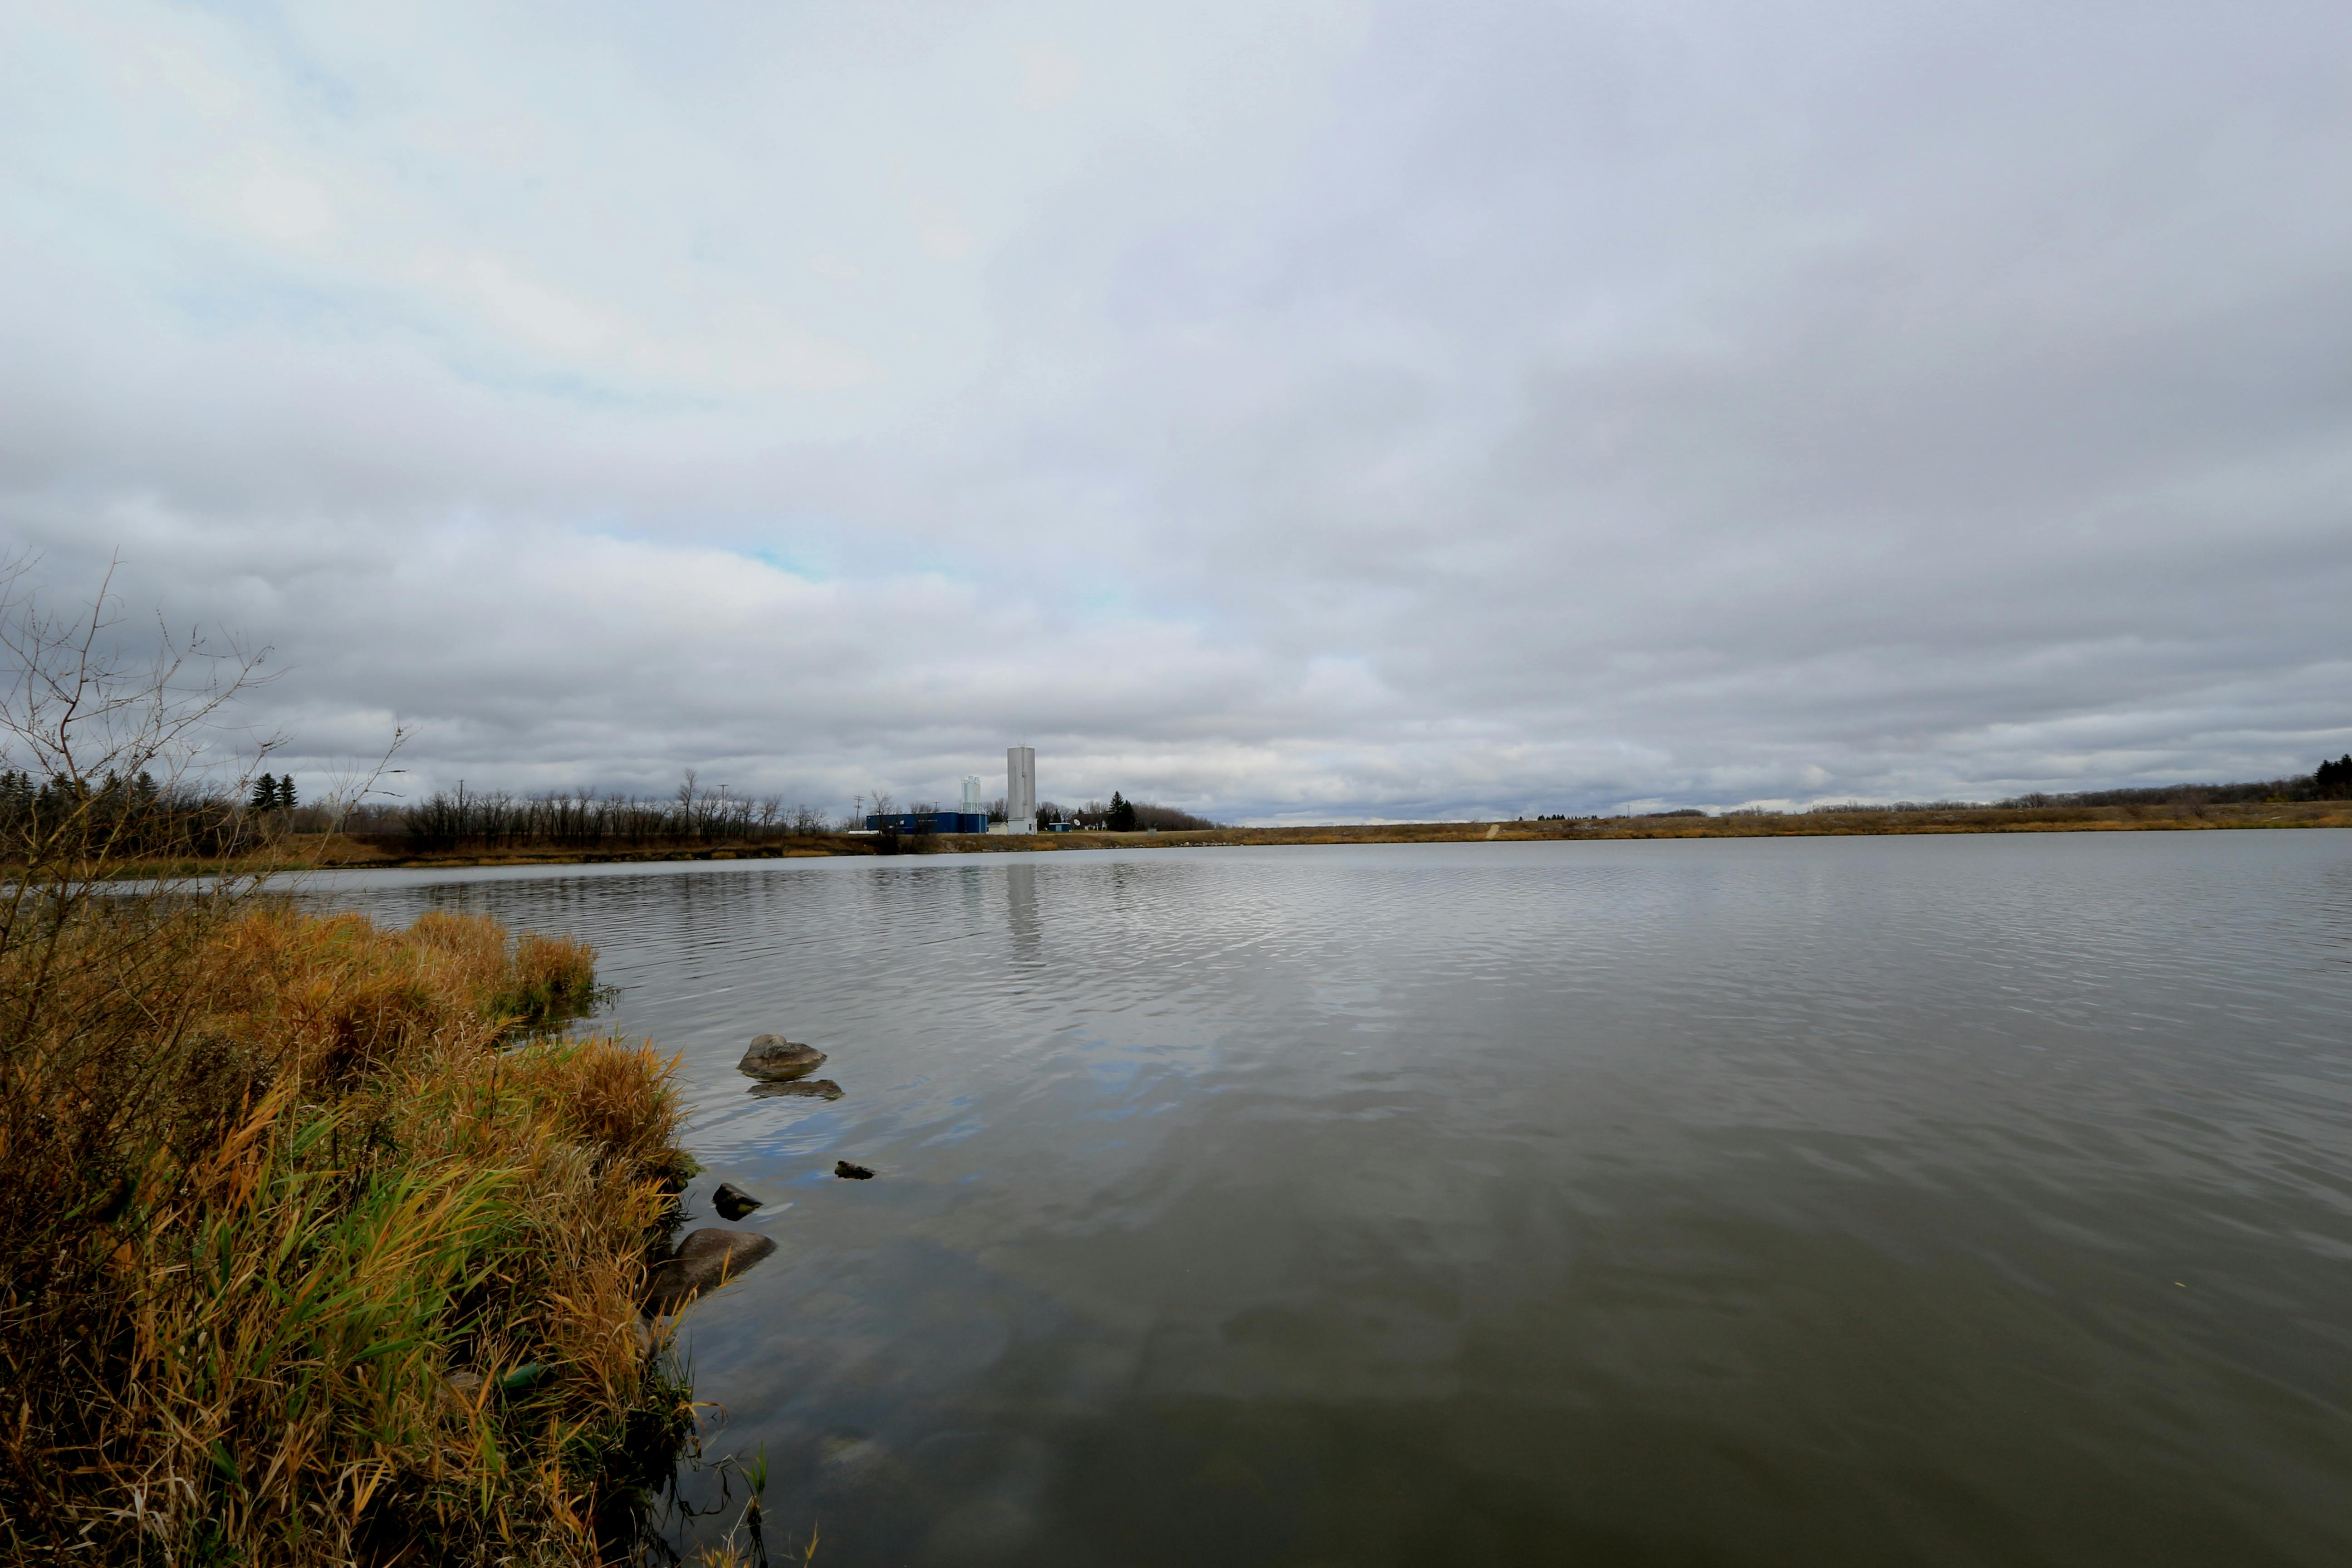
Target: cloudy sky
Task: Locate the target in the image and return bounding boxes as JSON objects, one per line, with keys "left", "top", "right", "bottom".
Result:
{"left": 3, "top": 0, "right": 2347, "bottom": 822}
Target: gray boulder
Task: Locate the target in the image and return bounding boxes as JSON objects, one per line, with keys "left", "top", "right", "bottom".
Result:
{"left": 738, "top": 1034, "right": 827, "bottom": 1081}
{"left": 642, "top": 1227, "right": 778, "bottom": 1314}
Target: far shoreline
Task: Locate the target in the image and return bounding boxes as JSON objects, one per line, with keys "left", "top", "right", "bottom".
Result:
{"left": 149, "top": 798, "right": 2352, "bottom": 877}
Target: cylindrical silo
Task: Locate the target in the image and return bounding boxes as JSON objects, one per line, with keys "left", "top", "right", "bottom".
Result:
{"left": 1006, "top": 745, "right": 1036, "bottom": 831}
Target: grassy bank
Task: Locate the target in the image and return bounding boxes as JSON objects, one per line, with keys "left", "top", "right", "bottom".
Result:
{"left": 0, "top": 904, "right": 697, "bottom": 1563}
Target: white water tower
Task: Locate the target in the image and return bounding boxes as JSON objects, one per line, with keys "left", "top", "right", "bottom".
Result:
{"left": 1004, "top": 745, "right": 1036, "bottom": 833}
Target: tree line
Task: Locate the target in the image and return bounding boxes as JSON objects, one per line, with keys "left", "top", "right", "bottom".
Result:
{"left": 1983, "top": 754, "right": 2351, "bottom": 808}
{"left": 390, "top": 772, "right": 838, "bottom": 853}
{"left": 0, "top": 768, "right": 256, "bottom": 861}
{"left": 1799, "top": 754, "right": 2352, "bottom": 814}
{"left": 0, "top": 764, "right": 1230, "bottom": 860}
{"left": 865, "top": 788, "right": 1220, "bottom": 834}
{"left": 1035, "top": 791, "right": 1220, "bottom": 831}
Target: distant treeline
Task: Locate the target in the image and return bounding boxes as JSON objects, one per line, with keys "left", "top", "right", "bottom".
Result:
{"left": 382, "top": 776, "right": 836, "bottom": 853}
{"left": 0, "top": 769, "right": 252, "bottom": 860}
{"left": 0, "top": 765, "right": 1230, "bottom": 859}
{"left": 387, "top": 780, "right": 1221, "bottom": 851}
{"left": 1038, "top": 792, "right": 1220, "bottom": 832}
{"left": 1800, "top": 754, "right": 2352, "bottom": 814}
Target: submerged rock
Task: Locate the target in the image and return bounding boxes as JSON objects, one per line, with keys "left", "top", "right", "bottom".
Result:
{"left": 711, "top": 1181, "right": 764, "bottom": 1220}
{"left": 738, "top": 1034, "right": 827, "bottom": 1081}
{"left": 834, "top": 1160, "right": 875, "bottom": 1181}
{"left": 642, "top": 1226, "right": 778, "bottom": 1314}
{"left": 748, "top": 1077, "right": 844, "bottom": 1101}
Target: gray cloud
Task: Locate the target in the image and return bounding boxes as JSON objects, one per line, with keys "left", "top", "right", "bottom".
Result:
{"left": 3, "top": 0, "right": 2347, "bottom": 821}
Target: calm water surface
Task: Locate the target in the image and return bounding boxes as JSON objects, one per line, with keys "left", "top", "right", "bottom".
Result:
{"left": 316, "top": 833, "right": 2352, "bottom": 1567}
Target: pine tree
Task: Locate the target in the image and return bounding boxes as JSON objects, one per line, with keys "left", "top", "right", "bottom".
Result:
{"left": 249, "top": 774, "right": 279, "bottom": 813}
{"left": 1108, "top": 791, "right": 1137, "bottom": 832}
{"left": 279, "top": 775, "right": 298, "bottom": 812}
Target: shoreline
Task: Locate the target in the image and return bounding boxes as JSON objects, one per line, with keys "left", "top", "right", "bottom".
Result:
{"left": 144, "top": 799, "right": 2352, "bottom": 877}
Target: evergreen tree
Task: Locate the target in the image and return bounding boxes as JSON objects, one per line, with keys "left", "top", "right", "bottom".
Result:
{"left": 1108, "top": 790, "right": 1137, "bottom": 832}
{"left": 2317, "top": 754, "right": 2352, "bottom": 799}
{"left": 249, "top": 774, "right": 279, "bottom": 813}
{"left": 279, "top": 775, "right": 298, "bottom": 812}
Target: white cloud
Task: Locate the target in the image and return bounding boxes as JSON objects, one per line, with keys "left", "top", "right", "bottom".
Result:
{"left": 3, "top": 0, "right": 2348, "bottom": 821}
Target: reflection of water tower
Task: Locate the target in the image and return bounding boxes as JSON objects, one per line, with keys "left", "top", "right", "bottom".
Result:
{"left": 1001, "top": 745, "right": 1036, "bottom": 834}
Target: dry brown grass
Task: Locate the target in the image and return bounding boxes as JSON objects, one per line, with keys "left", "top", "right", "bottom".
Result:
{"left": 0, "top": 905, "right": 693, "bottom": 1564}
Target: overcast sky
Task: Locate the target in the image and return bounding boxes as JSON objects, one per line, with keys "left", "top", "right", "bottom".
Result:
{"left": 3, "top": 0, "right": 2347, "bottom": 822}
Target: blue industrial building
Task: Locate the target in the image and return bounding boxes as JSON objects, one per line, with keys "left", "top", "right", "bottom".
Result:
{"left": 864, "top": 810, "right": 990, "bottom": 834}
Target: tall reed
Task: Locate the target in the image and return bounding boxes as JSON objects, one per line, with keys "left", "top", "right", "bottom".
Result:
{"left": 0, "top": 906, "right": 694, "bottom": 1563}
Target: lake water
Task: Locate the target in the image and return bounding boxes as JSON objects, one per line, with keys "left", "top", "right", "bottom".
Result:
{"left": 315, "top": 833, "right": 2352, "bottom": 1567}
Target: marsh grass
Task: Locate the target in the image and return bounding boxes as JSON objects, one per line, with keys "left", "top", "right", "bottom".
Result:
{"left": 0, "top": 905, "right": 696, "bottom": 1564}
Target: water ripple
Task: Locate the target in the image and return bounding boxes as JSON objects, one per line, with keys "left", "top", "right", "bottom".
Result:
{"left": 309, "top": 833, "right": 2352, "bottom": 1567}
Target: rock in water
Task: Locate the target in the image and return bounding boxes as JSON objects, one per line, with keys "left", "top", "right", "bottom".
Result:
{"left": 835, "top": 1160, "right": 875, "bottom": 1180}
{"left": 749, "top": 1078, "right": 844, "bottom": 1101}
{"left": 711, "top": 1181, "right": 764, "bottom": 1220}
{"left": 642, "top": 1227, "right": 779, "bottom": 1314}
{"left": 739, "top": 1034, "right": 827, "bottom": 1080}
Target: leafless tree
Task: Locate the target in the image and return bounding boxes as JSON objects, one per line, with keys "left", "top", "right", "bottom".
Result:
{"left": 0, "top": 554, "right": 279, "bottom": 900}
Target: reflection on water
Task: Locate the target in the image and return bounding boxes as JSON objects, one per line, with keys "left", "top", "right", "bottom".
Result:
{"left": 312, "top": 833, "right": 2352, "bottom": 1566}
{"left": 750, "top": 1078, "right": 845, "bottom": 1101}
